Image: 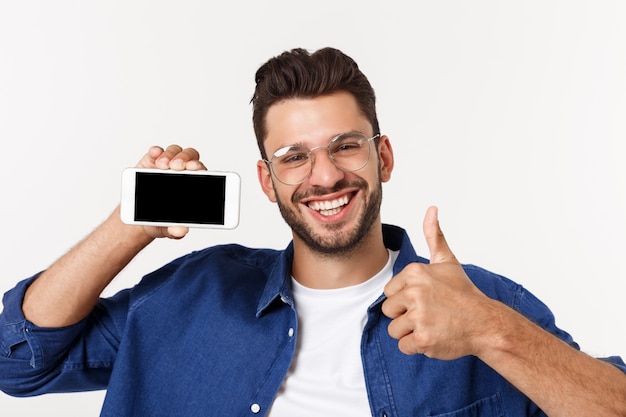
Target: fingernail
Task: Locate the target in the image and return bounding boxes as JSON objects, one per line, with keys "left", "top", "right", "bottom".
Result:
{"left": 171, "top": 159, "right": 184, "bottom": 170}
{"left": 187, "top": 160, "right": 201, "bottom": 170}
{"left": 156, "top": 157, "right": 170, "bottom": 169}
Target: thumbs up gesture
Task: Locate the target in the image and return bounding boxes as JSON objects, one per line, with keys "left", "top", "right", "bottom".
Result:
{"left": 382, "top": 206, "right": 495, "bottom": 359}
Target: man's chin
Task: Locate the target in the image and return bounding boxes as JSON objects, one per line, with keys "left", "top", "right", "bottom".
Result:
{"left": 294, "top": 223, "right": 371, "bottom": 257}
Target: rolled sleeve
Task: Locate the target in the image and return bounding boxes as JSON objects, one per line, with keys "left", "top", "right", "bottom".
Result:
{"left": 0, "top": 276, "right": 106, "bottom": 396}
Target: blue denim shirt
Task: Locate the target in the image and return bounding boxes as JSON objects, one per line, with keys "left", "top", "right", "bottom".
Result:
{"left": 1, "top": 224, "right": 625, "bottom": 416}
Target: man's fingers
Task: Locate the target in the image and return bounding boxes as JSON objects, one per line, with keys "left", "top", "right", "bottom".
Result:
{"left": 136, "top": 146, "right": 165, "bottom": 168}
{"left": 156, "top": 145, "right": 185, "bottom": 169}
{"left": 381, "top": 287, "right": 408, "bottom": 319}
{"left": 164, "top": 147, "right": 203, "bottom": 170}
{"left": 423, "top": 206, "right": 457, "bottom": 264}
{"left": 136, "top": 145, "right": 205, "bottom": 171}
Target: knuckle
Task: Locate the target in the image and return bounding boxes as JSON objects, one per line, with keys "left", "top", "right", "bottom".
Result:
{"left": 410, "top": 329, "right": 433, "bottom": 349}
{"left": 405, "top": 307, "right": 427, "bottom": 327}
{"left": 404, "top": 262, "right": 427, "bottom": 277}
{"left": 403, "top": 286, "right": 425, "bottom": 305}
{"left": 166, "top": 144, "right": 183, "bottom": 152}
{"left": 182, "top": 147, "right": 200, "bottom": 159}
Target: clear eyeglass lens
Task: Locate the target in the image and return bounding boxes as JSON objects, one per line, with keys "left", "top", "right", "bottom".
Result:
{"left": 328, "top": 133, "right": 370, "bottom": 170}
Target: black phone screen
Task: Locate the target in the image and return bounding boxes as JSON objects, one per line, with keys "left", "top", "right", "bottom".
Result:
{"left": 134, "top": 172, "right": 226, "bottom": 225}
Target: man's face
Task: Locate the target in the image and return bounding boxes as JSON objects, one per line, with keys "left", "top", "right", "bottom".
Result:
{"left": 257, "top": 92, "right": 394, "bottom": 255}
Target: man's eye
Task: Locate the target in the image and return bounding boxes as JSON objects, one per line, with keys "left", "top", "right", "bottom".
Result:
{"left": 279, "top": 153, "right": 309, "bottom": 164}
{"left": 333, "top": 142, "right": 361, "bottom": 153}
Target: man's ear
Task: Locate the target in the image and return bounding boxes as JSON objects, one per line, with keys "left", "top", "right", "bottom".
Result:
{"left": 377, "top": 135, "right": 394, "bottom": 182}
{"left": 257, "top": 160, "right": 277, "bottom": 202}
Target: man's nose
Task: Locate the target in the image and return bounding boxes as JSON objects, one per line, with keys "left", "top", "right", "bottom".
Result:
{"left": 307, "top": 147, "right": 344, "bottom": 186}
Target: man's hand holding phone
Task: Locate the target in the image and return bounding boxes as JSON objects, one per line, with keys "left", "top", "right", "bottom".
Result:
{"left": 132, "top": 145, "right": 207, "bottom": 239}
{"left": 121, "top": 144, "right": 241, "bottom": 237}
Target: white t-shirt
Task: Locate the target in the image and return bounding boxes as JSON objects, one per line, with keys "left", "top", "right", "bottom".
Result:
{"left": 268, "top": 250, "right": 399, "bottom": 416}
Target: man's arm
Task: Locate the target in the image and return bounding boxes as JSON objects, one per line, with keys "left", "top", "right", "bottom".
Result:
{"left": 477, "top": 296, "right": 626, "bottom": 417}
{"left": 382, "top": 206, "right": 626, "bottom": 417}
{"left": 22, "top": 144, "right": 205, "bottom": 328}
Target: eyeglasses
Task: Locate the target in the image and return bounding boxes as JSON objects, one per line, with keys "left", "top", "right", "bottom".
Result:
{"left": 264, "top": 132, "right": 380, "bottom": 186}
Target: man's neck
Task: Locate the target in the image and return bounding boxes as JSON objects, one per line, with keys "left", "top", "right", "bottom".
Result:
{"left": 290, "top": 226, "right": 389, "bottom": 289}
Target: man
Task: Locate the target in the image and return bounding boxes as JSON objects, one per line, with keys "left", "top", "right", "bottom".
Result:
{"left": 1, "top": 47, "right": 625, "bottom": 416}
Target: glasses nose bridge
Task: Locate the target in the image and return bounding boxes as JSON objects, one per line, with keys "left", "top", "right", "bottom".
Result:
{"left": 308, "top": 144, "right": 335, "bottom": 165}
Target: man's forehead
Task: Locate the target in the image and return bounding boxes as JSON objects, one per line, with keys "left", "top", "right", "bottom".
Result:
{"left": 264, "top": 92, "right": 371, "bottom": 149}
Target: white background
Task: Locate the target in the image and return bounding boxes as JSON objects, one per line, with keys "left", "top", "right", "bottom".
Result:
{"left": 1, "top": 1, "right": 625, "bottom": 415}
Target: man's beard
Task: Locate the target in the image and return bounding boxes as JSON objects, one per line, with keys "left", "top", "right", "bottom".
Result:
{"left": 275, "top": 177, "right": 383, "bottom": 257}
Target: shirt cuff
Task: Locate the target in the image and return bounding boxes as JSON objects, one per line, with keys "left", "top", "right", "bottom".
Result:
{"left": 1, "top": 275, "right": 86, "bottom": 368}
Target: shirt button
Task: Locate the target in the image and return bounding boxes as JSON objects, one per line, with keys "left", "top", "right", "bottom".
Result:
{"left": 288, "top": 327, "right": 294, "bottom": 337}
{"left": 251, "top": 403, "right": 261, "bottom": 414}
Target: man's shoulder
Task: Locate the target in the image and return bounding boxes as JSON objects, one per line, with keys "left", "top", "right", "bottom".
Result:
{"left": 462, "top": 263, "right": 557, "bottom": 325}
{"left": 127, "top": 243, "right": 289, "bottom": 310}
{"left": 185, "top": 243, "right": 285, "bottom": 270}
{"left": 462, "top": 264, "right": 521, "bottom": 294}
{"left": 135, "top": 243, "right": 288, "bottom": 289}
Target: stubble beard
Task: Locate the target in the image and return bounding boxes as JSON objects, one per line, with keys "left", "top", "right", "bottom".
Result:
{"left": 275, "top": 177, "right": 383, "bottom": 257}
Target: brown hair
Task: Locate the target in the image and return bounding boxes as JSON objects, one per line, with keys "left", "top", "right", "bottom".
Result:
{"left": 251, "top": 47, "right": 380, "bottom": 159}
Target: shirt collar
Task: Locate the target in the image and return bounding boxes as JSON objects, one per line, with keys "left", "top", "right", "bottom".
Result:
{"left": 255, "top": 224, "right": 426, "bottom": 317}
{"left": 256, "top": 241, "right": 296, "bottom": 317}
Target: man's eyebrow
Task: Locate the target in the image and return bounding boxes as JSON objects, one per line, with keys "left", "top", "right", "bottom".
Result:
{"left": 274, "top": 141, "right": 307, "bottom": 151}
{"left": 273, "top": 131, "right": 365, "bottom": 152}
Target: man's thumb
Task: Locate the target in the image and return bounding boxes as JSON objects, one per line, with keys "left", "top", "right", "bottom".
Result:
{"left": 423, "top": 206, "right": 457, "bottom": 264}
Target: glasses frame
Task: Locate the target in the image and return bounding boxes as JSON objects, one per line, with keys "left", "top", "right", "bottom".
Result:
{"left": 264, "top": 133, "right": 380, "bottom": 186}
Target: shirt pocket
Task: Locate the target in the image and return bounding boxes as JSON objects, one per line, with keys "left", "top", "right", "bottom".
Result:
{"left": 427, "top": 393, "right": 504, "bottom": 417}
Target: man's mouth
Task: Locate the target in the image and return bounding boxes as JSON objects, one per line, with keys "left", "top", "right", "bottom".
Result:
{"left": 307, "top": 195, "right": 350, "bottom": 217}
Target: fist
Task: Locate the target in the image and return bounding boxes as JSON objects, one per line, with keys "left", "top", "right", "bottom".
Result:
{"left": 382, "top": 207, "right": 492, "bottom": 359}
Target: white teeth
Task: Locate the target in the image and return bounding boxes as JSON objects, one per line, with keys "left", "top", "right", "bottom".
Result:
{"left": 308, "top": 195, "right": 349, "bottom": 216}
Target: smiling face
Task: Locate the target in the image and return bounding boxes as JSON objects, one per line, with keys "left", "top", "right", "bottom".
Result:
{"left": 257, "top": 91, "right": 394, "bottom": 256}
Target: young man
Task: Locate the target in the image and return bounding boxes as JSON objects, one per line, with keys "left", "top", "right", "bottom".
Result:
{"left": 1, "top": 47, "right": 625, "bottom": 416}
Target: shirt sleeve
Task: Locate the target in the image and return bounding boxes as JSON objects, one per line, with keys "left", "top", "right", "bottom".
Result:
{"left": 465, "top": 264, "right": 626, "bottom": 375}
{"left": 0, "top": 275, "right": 128, "bottom": 396}
{"left": 517, "top": 282, "right": 626, "bottom": 374}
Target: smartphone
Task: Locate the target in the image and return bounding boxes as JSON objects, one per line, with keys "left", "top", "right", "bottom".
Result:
{"left": 120, "top": 168, "right": 240, "bottom": 229}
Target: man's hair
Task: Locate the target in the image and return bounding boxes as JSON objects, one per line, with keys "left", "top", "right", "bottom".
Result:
{"left": 251, "top": 47, "right": 380, "bottom": 159}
